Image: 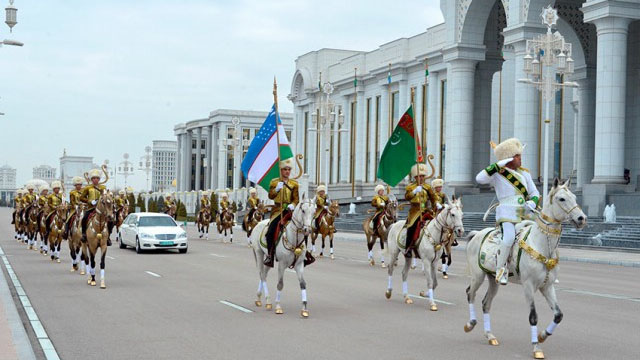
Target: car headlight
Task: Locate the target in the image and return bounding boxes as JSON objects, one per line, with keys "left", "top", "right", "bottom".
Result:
{"left": 139, "top": 232, "right": 154, "bottom": 239}
{"left": 178, "top": 231, "right": 187, "bottom": 239}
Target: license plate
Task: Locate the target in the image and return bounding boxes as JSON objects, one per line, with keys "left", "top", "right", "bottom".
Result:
{"left": 159, "top": 241, "right": 174, "bottom": 246}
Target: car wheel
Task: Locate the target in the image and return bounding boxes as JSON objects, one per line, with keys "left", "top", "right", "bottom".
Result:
{"left": 119, "top": 233, "right": 126, "bottom": 249}
{"left": 179, "top": 247, "right": 188, "bottom": 254}
{"left": 136, "top": 237, "right": 142, "bottom": 254}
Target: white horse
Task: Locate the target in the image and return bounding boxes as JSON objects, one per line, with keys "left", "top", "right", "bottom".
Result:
{"left": 463, "top": 178, "right": 586, "bottom": 359}
{"left": 250, "top": 194, "right": 314, "bottom": 317}
{"left": 385, "top": 197, "right": 465, "bottom": 311}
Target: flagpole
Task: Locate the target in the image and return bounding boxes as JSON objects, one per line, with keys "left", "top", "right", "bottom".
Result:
{"left": 273, "top": 77, "right": 284, "bottom": 206}
{"left": 388, "top": 63, "right": 392, "bottom": 138}
{"left": 351, "top": 67, "right": 357, "bottom": 198}
{"left": 411, "top": 87, "right": 421, "bottom": 185}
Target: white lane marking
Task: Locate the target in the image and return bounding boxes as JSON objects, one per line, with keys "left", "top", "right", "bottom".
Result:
{"left": 145, "top": 271, "right": 162, "bottom": 278}
{"left": 408, "top": 294, "right": 456, "bottom": 305}
{"left": 106, "top": 256, "right": 115, "bottom": 260}
{"left": 210, "top": 253, "right": 227, "bottom": 258}
{"left": 285, "top": 269, "right": 296, "bottom": 274}
{"left": 557, "top": 287, "right": 640, "bottom": 303}
{"left": 219, "top": 300, "right": 253, "bottom": 313}
{"left": 0, "top": 244, "right": 60, "bottom": 360}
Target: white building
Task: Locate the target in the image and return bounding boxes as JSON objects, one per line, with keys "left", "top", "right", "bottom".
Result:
{"left": 0, "top": 164, "right": 17, "bottom": 205}
{"left": 59, "top": 151, "right": 94, "bottom": 190}
{"left": 289, "top": 0, "right": 640, "bottom": 216}
{"left": 152, "top": 140, "right": 177, "bottom": 193}
{"left": 32, "top": 165, "right": 57, "bottom": 184}
{"left": 174, "top": 109, "right": 293, "bottom": 192}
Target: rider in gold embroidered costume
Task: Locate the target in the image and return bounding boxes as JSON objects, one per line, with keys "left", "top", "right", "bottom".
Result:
{"left": 37, "top": 185, "right": 50, "bottom": 229}
{"left": 45, "top": 181, "right": 63, "bottom": 237}
{"left": 475, "top": 138, "right": 540, "bottom": 285}
{"left": 263, "top": 158, "right": 299, "bottom": 268}
{"left": 246, "top": 187, "right": 259, "bottom": 220}
{"left": 23, "top": 183, "right": 37, "bottom": 221}
{"left": 312, "top": 184, "right": 328, "bottom": 231}
{"left": 370, "top": 184, "right": 389, "bottom": 230}
{"left": 219, "top": 192, "right": 229, "bottom": 217}
{"left": 63, "top": 176, "right": 84, "bottom": 239}
{"left": 198, "top": 191, "right": 211, "bottom": 221}
{"left": 80, "top": 169, "right": 107, "bottom": 244}
{"left": 163, "top": 193, "right": 175, "bottom": 218}
{"left": 404, "top": 163, "right": 437, "bottom": 256}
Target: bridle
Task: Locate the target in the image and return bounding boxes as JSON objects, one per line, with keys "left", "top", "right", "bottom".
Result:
{"left": 422, "top": 203, "right": 463, "bottom": 251}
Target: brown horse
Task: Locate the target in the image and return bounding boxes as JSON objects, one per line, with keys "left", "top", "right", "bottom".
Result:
{"left": 310, "top": 200, "right": 340, "bottom": 259}
{"left": 242, "top": 202, "right": 266, "bottom": 238}
{"left": 48, "top": 202, "right": 68, "bottom": 263}
{"left": 25, "top": 205, "right": 39, "bottom": 250}
{"left": 362, "top": 195, "right": 398, "bottom": 268}
{"left": 197, "top": 209, "right": 212, "bottom": 239}
{"left": 166, "top": 202, "right": 177, "bottom": 218}
{"left": 217, "top": 208, "right": 235, "bottom": 243}
{"left": 115, "top": 203, "right": 129, "bottom": 242}
{"left": 69, "top": 204, "right": 87, "bottom": 274}
{"left": 13, "top": 204, "right": 26, "bottom": 243}
{"left": 85, "top": 191, "right": 114, "bottom": 289}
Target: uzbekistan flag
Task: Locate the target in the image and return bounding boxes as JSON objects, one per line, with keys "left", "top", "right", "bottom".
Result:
{"left": 241, "top": 105, "right": 294, "bottom": 190}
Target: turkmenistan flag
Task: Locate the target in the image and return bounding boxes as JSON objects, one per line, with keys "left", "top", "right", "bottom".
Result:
{"left": 241, "top": 105, "right": 294, "bottom": 190}
{"left": 376, "top": 105, "right": 418, "bottom": 187}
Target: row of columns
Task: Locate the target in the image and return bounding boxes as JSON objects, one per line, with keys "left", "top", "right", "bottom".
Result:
{"left": 176, "top": 126, "right": 217, "bottom": 192}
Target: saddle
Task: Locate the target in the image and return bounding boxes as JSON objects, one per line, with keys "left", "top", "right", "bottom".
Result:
{"left": 478, "top": 227, "right": 531, "bottom": 278}
{"left": 273, "top": 211, "right": 293, "bottom": 242}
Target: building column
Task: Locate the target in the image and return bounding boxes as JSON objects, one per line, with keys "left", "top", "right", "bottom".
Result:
{"left": 210, "top": 125, "right": 219, "bottom": 190}
{"left": 591, "top": 16, "right": 632, "bottom": 184}
{"left": 195, "top": 127, "right": 202, "bottom": 191}
{"left": 512, "top": 40, "right": 540, "bottom": 180}
{"left": 398, "top": 79, "right": 408, "bottom": 116}
{"left": 339, "top": 98, "right": 350, "bottom": 183}
{"left": 445, "top": 59, "right": 477, "bottom": 187}
{"left": 205, "top": 125, "right": 212, "bottom": 189}
{"left": 473, "top": 60, "right": 500, "bottom": 177}
{"left": 500, "top": 45, "right": 516, "bottom": 140}
{"left": 427, "top": 70, "right": 440, "bottom": 161}
{"left": 355, "top": 89, "right": 366, "bottom": 183}
{"left": 185, "top": 130, "right": 193, "bottom": 191}
{"left": 217, "top": 126, "right": 227, "bottom": 190}
{"left": 176, "top": 134, "right": 182, "bottom": 191}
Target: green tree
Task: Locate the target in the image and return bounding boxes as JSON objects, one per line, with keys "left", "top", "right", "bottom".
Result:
{"left": 137, "top": 194, "right": 146, "bottom": 212}
{"left": 211, "top": 192, "right": 218, "bottom": 213}
{"left": 148, "top": 197, "right": 158, "bottom": 212}
{"left": 231, "top": 201, "right": 238, "bottom": 213}
{"left": 156, "top": 196, "right": 165, "bottom": 213}
{"left": 176, "top": 200, "right": 187, "bottom": 220}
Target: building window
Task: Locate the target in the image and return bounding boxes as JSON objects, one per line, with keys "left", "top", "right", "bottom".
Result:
{"left": 375, "top": 95, "right": 381, "bottom": 179}
{"left": 192, "top": 140, "right": 196, "bottom": 149}
{"left": 365, "top": 98, "right": 371, "bottom": 183}
{"left": 421, "top": 83, "right": 427, "bottom": 152}
{"left": 304, "top": 111, "right": 309, "bottom": 173}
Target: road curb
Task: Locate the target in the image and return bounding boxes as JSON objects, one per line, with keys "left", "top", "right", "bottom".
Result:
{"left": 558, "top": 256, "right": 640, "bottom": 268}
{"left": 0, "top": 246, "right": 37, "bottom": 360}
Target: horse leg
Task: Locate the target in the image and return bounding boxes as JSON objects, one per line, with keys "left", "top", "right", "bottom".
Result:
{"left": 329, "top": 234, "right": 334, "bottom": 260}
{"left": 310, "top": 232, "right": 317, "bottom": 254}
{"left": 88, "top": 246, "right": 97, "bottom": 286}
{"left": 522, "top": 281, "right": 544, "bottom": 358}
{"left": 480, "top": 275, "right": 500, "bottom": 345}
{"left": 464, "top": 271, "right": 486, "bottom": 333}
{"left": 274, "top": 261, "right": 285, "bottom": 315}
{"left": 99, "top": 245, "right": 107, "bottom": 289}
{"left": 320, "top": 236, "right": 325, "bottom": 257}
{"left": 230, "top": 227, "right": 233, "bottom": 243}
{"left": 385, "top": 247, "right": 399, "bottom": 299}
{"left": 379, "top": 235, "right": 386, "bottom": 268}
{"left": 537, "top": 285, "right": 562, "bottom": 352}
{"left": 366, "top": 234, "right": 375, "bottom": 266}
{"left": 205, "top": 225, "right": 209, "bottom": 240}
{"left": 401, "top": 255, "right": 413, "bottom": 304}
{"left": 295, "top": 262, "right": 309, "bottom": 318}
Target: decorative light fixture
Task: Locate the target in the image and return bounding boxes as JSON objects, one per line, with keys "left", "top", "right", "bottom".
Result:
{"left": 5, "top": 0, "right": 17, "bottom": 32}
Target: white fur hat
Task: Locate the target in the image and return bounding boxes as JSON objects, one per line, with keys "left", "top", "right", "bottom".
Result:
{"left": 316, "top": 184, "right": 326, "bottom": 193}
{"left": 202, "top": 190, "right": 210, "bottom": 196}
{"left": 249, "top": 187, "right": 257, "bottom": 194}
{"left": 374, "top": 184, "right": 385, "bottom": 194}
{"left": 221, "top": 192, "right": 228, "bottom": 198}
{"left": 119, "top": 190, "right": 126, "bottom": 196}
{"left": 494, "top": 138, "right": 523, "bottom": 161}
{"left": 431, "top": 178, "right": 443, "bottom": 188}
{"left": 280, "top": 157, "right": 294, "bottom": 169}
{"left": 26, "top": 183, "right": 35, "bottom": 190}
{"left": 39, "top": 185, "right": 49, "bottom": 193}
{"left": 165, "top": 193, "right": 171, "bottom": 198}
{"left": 410, "top": 163, "right": 428, "bottom": 178}
{"left": 72, "top": 176, "right": 84, "bottom": 185}
{"left": 88, "top": 168, "right": 101, "bottom": 179}
{"left": 51, "top": 180, "right": 62, "bottom": 189}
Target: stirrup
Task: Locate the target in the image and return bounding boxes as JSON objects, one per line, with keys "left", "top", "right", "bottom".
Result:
{"left": 495, "top": 268, "right": 508, "bottom": 285}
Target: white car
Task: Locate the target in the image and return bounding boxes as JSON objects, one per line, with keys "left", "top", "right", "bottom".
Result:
{"left": 118, "top": 213, "right": 188, "bottom": 254}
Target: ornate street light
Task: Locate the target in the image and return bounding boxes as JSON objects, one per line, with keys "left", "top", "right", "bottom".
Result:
{"left": 309, "top": 81, "right": 347, "bottom": 186}
{"left": 139, "top": 146, "right": 153, "bottom": 192}
{"left": 5, "top": 0, "right": 16, "bottom": 32}
{"left": 519, "top": 5, "right": 578, "bottom": 201}
{"left": 103, "top": 159, "right": 117, "bottom": 189}
{"left": 118, "top": 153, "right": 135, "bottom": 188}
{"left": 220, "top": 116, "right": 250, "bottom": 189}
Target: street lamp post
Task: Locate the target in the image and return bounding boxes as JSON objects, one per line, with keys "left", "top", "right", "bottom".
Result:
{"left": 309, "top": 82, "right": 347, "bottom": 187}
{"left": 118, "top": 153, "right": 135, "bottom": 188}
{"left": 518, "top": 5, "right": 578, "bottom": 201}
{"left": 103, "top": 159, "right": 116, "bottom": 189}
{"left": 139, "top": 146, "right": 153, "bottom": 192}
{"left": 220, "top": 116, "right": 250, "bottom": 190}
{"left": 2, "top": 1, "right": 22, "bottom": 46}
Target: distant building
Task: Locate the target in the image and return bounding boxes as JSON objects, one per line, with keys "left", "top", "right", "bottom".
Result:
{"left": 152, "top": 140, "right": 177, "bottom": 193}
{"left": 0, "top": 164, "right": 17, "bottom": 205}
{"left": 32, "top": 165, "right": 57, "bottom": 184}
{"left": 59, "top": 150, "right": 94, "bottom": 190}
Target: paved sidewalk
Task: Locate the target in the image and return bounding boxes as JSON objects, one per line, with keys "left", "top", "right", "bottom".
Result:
{"left": 332, "top": 231, "right": 640, "bottom": 267}
{"left": 0, "top": 246, "right": 37, "bottom": 360}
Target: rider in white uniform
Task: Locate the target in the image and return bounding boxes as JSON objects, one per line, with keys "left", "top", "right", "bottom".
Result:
{"left": 475, "top": 138, "right": 540, "bottom": 285}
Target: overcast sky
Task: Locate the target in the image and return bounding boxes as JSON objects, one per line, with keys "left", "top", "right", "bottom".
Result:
{"left": 0, "top": 0, "right": 443, "bottom": 189}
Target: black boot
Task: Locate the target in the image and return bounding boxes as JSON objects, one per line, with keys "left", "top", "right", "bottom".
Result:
{"left": 263, "top": 254, "right": 274, "bottom": 267}
{"left": 107, "top": 238, "right": 112, "bottom": 246}
{"left": 304, "top": 251, "right": 315, "bottom": 267}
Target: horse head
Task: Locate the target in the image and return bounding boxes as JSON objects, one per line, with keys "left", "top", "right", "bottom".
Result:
{"left": 544, "top": 178, "right": 587, "bottom": 229}
{"left": 293, "top": 193, "right": 314, "bottom": 236}
{"left": 385, "top": 194, "right": 398, "bottom": 223}
{"left": 442, "top": 195, "right": 465, "bottom": 238}
{"left": 328, "top": 200, "right": 340, "bottom": 217}
{"left": 98, "top": 190, "right": 115, "bottom": 220}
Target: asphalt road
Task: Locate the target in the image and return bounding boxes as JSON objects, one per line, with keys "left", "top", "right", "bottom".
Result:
{"left": 1, "top": 207, "right": 639, "bottom": 360}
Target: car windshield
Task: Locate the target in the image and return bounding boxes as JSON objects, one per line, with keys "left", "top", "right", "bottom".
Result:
{"left": 138, "top": 216, "right": 176, "bottom": 227}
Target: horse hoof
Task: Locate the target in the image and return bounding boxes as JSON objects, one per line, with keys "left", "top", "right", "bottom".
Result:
{"left": 430, "top": 304, "right": 438, "bottom": 311}
{"left": 255, "top": 300, "right": 262, "bottom": 307}
{"left": 265, "top": 303, "right": 272, "bottom": 311}
{"left": 405, "top": 297, "right": 413, "bottom": 305}
{"left": 443, "top": 274, "right": 449, "bottom": 279}
{"left": 80, "top": 270, "right": 85, "bottom": 275}
{"left": 488, "top": 338, "right": 499, "bottom": 346}
{"left": 538, "top": 332, "right": 548, "bottom": 344}
{"left": 275, "top": 308, "right": 283, "bottom": 315}
{"left": 419, "top": 291, "right": 426, "bottom": 297}
{"left": 385, "top": 290, "right": 392, "bottom": 299}
{"left": 411, "top": 265, "right": 416, "bottom": 270}
{"left": 100, "top": 281, "right": 106, "bottom": 289}
{"left": 369, "top": 259, "right": 375, "bottom": 266}
{"left": 301, "top": 310, "right": 309, "bottom": 318}
{"left": 533, "top": 350, "right": 545, "bottom": 359}
{"left": 90, "top": 280, "right": 96, "bottom": 287}
{"left": 330, "top": 254, "right": 334, "bottom": 260}
{"left": 56, "top": 259, "right": 61, "bottom": 263}
{"left": 381, "top": 263, "right": 387, "bottom": 268}
{"left": 464, "top": 323, "right": 475, "bottom": 333}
